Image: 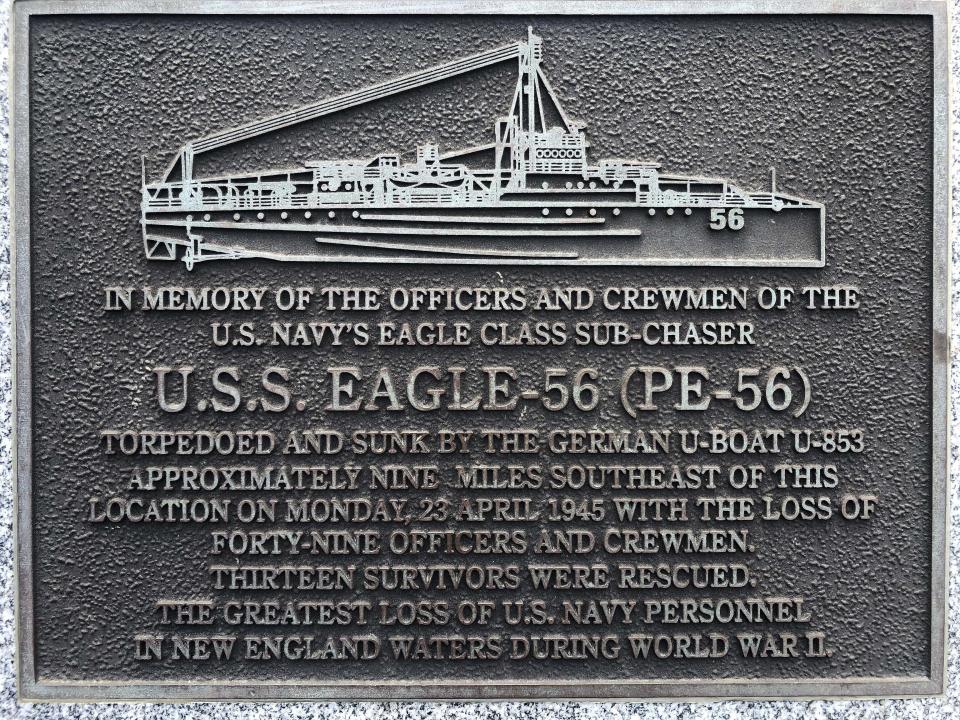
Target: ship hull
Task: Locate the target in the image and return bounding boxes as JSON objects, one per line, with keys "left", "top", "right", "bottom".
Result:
{"left": 142, "top": 202, "right": 825, "bottom": 268}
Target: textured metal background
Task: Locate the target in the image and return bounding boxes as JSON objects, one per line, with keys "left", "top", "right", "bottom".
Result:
{"left": 10, "top": 4, "right": 948, "bottom": 706}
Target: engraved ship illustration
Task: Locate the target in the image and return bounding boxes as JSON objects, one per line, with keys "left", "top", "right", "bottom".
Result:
{"left": 141, "top": 29, "right": 825, "bottom": 269}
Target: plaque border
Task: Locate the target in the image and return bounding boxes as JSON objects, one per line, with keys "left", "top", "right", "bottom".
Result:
{"left": 10, "top": 0, "right": 950, "bottom": 703}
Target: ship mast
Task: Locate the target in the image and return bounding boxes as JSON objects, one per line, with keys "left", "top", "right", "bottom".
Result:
{"left": 522, "top": 26, "right": 543, "bottom": 135}
{"left": 494, "top": 28, "right": 583, "bottom": 190}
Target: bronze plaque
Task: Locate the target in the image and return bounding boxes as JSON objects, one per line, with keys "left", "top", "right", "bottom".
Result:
{"left": 12, "top": 0, "right": 949, "bottom": 702}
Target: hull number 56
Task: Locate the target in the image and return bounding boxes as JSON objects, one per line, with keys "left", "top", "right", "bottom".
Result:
{"left": 709, "top": 208, "right": 745, "bottom": 231}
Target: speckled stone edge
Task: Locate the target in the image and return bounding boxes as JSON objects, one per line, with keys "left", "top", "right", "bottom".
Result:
{"left": 1, "top": 3, "right": 958, "bottom": 717}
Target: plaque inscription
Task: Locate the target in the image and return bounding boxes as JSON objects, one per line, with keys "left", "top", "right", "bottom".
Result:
{"left": 13, "top": 1, "right": 949, "bottom": 702}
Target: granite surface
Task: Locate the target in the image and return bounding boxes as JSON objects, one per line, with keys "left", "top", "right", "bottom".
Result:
{"left": 1, "top": 3, "right": 958, "bottom": 717}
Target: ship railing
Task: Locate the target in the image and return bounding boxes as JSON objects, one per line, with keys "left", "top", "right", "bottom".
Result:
{"left": 143, "top": 195, "right": 299, "bottom": 211}
{"left": 636, "top": 191, "right": 792, "bottom": 209}
{"left": 612, "top": 169, "right": 657, "bottom": 180}
{"left": 306, "top": 163, "right": 366, "bottom": 180}
{"left": 594, "top": 163, "right": 659, "bottom": 182}
{"left": 522, "top": 133, "right": 583, "bottom": 148}
{"left": 143, "top": 190, "right": 377, "bottom": 212}
{"left": 529, "top": 160, "right": 586, "bottom": 174}
{"left": 305, "top": 191, "right": 366, "bottom": 205}
{"left": 398, "top": 191, "right": 467, "bottom": 205}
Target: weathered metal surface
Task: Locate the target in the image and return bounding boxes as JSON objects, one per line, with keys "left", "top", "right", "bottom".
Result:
{"left": 11, "top": 0, "right": 949, "bottom": 702}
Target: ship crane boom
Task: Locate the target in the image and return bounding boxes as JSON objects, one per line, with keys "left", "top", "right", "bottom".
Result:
{"left": 163, "top": 41, "right": 524, "bottom": 183}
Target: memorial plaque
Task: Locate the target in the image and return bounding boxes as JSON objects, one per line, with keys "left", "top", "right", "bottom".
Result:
{"left": 12, "top": 0, "right": 949, "bottom": 702}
